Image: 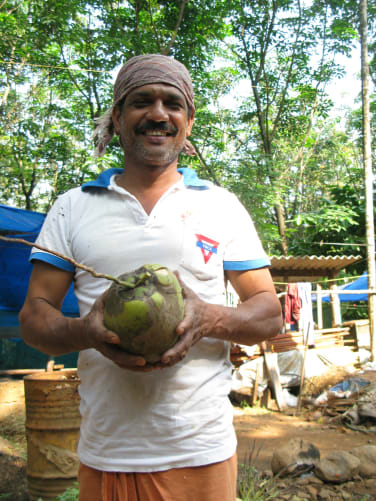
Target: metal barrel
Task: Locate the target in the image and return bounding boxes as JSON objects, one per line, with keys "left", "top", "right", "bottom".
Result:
{"left": 23, "top": 369, "right": 81, "bottom": 501}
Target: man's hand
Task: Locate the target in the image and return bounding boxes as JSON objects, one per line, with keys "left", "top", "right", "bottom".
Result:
{"left": 160, "top": 267, "right": 283, "bottom": 367}
{"left": 82, "top": 290, "right": 162, "bottom": 372}
{"left": 160, "top": 278, "right": 208, "bottom": 367}
{"left": 20, "top": 262, "right": 162, "bottom": 372}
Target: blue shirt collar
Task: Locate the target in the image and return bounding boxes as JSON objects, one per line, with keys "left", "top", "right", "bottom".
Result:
{"left": 81, "top": 167, "right": 211, "bottom": 191}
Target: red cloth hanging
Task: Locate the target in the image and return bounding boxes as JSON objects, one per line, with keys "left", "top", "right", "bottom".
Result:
{"left": 284, "top": 283, "right": 301, "bottom": 324}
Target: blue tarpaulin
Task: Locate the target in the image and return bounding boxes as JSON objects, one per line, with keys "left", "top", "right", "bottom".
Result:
{"left": 321, "top": 272, "right": 369, "bottom": 302}
{"left": 0, "top": 203, "right": 79, "bottom": 328}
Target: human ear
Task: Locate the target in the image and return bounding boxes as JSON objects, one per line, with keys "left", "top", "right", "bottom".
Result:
{"left": 112, "top": 106, "right": 121, "bottom": 135}
{"left": 186, "top": 116, "right": 194, "bottom": 137}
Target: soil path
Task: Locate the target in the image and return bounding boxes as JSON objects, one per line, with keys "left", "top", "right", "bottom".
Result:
{"left": 234, "top": 406, "right": 376, "bottom": 471}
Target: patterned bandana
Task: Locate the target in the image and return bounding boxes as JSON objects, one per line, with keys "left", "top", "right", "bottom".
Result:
{"left": 93, "top": 54, "right": 196, "bottom": 157}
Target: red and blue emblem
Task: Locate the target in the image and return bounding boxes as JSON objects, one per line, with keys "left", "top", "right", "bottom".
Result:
{"left": 195, "top": 234, "right": 219, "bottom": 264}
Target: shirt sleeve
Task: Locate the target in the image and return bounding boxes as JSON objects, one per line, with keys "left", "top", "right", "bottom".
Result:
{"left": 30, "top": 193, "right": 75, "bottom": 273}
{"left": 222, "top": 193, "right": 270, "bottom": 271}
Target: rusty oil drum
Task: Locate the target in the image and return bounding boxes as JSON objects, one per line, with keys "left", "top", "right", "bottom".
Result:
{"left": 24, "top": 369, "right": 81, "bottom": 501}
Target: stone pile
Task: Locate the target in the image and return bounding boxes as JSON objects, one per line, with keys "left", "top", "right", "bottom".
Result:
{"left": 269, "top": 438, "right": 376, "bottom": 500}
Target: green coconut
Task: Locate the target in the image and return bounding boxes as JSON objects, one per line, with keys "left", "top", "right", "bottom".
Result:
{"left": 103, "top": 264, "right": 184, "bottom": 363}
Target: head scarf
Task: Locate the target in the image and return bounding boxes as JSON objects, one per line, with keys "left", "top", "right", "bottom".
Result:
{"left": 93, "top": 54, "right": 196, "bottom": 157}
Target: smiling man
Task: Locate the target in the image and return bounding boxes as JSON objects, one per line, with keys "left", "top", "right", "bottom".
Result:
{"left": 114, "top": 84, "right": 193, "bottom": 168}
{"left": 19, "top": 54, "right": 282, "bottom": 501}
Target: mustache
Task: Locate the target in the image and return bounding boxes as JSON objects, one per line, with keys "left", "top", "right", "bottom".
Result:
{"left": 134, "top": 121, "right": 177, "bottom": 135}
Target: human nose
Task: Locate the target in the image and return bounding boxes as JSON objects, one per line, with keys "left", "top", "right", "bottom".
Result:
{"left": 146, "top": 100, "right": 169, "bottom": 122}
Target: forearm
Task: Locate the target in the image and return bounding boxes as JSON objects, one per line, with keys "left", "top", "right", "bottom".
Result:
{"left": 19, "top": 298, "right": 89, "bottom": 356}
{"left": 162, "top": 288, "right": 282, "bottom": 366}
{"left": 198, "top": 292, "right": 282, "bottom": 346}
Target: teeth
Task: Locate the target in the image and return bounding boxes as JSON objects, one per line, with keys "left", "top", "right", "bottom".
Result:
{"left": 145, "top": 131, "right": 168, "bottom": 136}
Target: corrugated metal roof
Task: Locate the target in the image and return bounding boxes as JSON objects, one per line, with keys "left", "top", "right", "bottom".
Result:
{"left": 270, "top": 255, "right": 362, "bottom": 282}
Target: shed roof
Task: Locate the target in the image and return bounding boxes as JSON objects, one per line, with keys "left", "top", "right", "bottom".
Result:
{"left": 270, "top": 255, "right": 362, "bottom": 283}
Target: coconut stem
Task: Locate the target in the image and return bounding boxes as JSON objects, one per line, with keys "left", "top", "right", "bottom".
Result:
{"left": 0, "top": 235, "right": 127, "bottom": 286}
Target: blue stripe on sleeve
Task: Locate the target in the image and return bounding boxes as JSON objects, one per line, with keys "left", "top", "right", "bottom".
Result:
{"left": 224, "top": 258, "right": 270, "bottom": 271}
{"left": 30, "top": 252, "right": 75, "bottom": 273}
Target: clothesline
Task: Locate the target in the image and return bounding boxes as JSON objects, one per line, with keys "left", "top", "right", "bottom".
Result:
{"left": 273, "top": 273, "right": 367, "bottom": 286}
{"left": 315, "top": 289, "right": 376, "bottom": 295}
{"left": 278, "top": 289, "right": 376, "bottom": 297}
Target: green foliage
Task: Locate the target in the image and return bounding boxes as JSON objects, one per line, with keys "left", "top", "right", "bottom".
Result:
{"left": 240, "top": 400, "right": 251, "bottom": 409}
{"left": 0, "top": 0, "right": 231, "bottom": 210}
{"left": 288, "top": 179, "right": 369, "bottom": 268}
{"left": 0, "top": 0, "right": 372, "bottom": 259}
{"left": 55, "top": 484, "right": 79, "bottom": 500}
{"left": 237, "top": 450, "right": 281, "bottom": 501}
{"left": 341, "top": 301, "right": 369, "bottom": 322}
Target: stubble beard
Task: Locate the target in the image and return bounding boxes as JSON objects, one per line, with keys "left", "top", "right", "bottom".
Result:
{"left": 122, "top": 129, "right": 187, "bottom": 169}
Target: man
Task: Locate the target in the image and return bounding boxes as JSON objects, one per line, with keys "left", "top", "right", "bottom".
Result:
{"left": 19, "top": 54, "right": 282, "bottom": 501}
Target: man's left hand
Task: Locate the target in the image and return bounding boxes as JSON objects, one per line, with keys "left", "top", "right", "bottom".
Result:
{"left": 160, "top": 277, "right": 208, "bottom": 367}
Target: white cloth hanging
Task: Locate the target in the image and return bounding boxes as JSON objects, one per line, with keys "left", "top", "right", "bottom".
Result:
{"left": 297, "top": 282, "right": 315, "bottom": 345}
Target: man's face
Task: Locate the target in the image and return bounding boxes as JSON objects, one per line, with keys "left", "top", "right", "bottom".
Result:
{"left": 112, "top": 83, "right": 194, "bottom": 169}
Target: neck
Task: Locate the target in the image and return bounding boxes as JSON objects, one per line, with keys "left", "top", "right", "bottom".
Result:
{"left": 117, "top": 162, "right": 181, "bottom": 190}
{"left": 115, "top": 163, "right": 182, "bottom": 215}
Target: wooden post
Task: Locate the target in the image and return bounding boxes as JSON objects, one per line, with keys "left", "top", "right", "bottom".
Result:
{"left": 252, "top": 358, "right": 261, "bottom": 406}
{"left": 330, "top": 284, "right": 341, "bottom": 328}
{"left": 316, "top": 283, "right": 323, "bottom": 329}
{"left": 260, "top": 342, "right": 287, "bottom": 411}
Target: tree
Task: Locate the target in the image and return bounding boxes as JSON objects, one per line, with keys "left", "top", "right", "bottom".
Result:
{"left": 0, "top": 0, "right": 230, "bottom": 209}
{"left": 208, "top": 0, "right": 358, "bottom": 255}
{"left": 360, "top": 0, "right": 375, "bottom": 360}
{"left": 0, "top": 0, "right": 371, "bottom": 266}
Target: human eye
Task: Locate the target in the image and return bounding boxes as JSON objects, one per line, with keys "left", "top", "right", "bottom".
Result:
{"left": 166, "top": 99, "right": 184, "bottom": 110}
{"left": 127, "top": 93, "right": 151, "bottom": 108}
{"left": 132, "top": 99, "right": 149, "bottom": 108}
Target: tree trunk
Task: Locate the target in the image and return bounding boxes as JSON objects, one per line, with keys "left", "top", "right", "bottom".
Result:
{"left": 360, "top": 0, "right": 375, "bottom": 361}
{"left": 274, "top": 204, "right": 289, "bottom": 256}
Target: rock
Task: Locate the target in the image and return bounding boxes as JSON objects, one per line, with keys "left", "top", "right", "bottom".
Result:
{"left": 271, "top": 438, "right": 320, "bottom": 475}
{"left": 295, "top": 490, "right": 313, "bottom": 499}
{"left": 304, "top": 484, "right": 319, "bottom": 498}
{"left": 341, "top": 491, "right": 352, "bottom": 500}
{"left": 364, "top": 477, "right": 376, "bottom": 488}
{"left": 318, "top": 487, "right": 336, "bottom": 499}
{"left": 350, "top": 444, "right": 376, "bottom": 478}
{"left": 296, "top": 474, "right": 318, "bottom": 486}
{"left": 315, "top": 451, "right": 360, "bottom": 483}
{"left": 357, "top": 382, "right": 376, "bottom": 419}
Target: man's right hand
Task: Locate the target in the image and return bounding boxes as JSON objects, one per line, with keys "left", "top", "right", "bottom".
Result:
{"left": 81, "top": 290, "right": 159, "bottom": 372}
{"left": 20, "top": 261, "right": 160, "bottom": 372}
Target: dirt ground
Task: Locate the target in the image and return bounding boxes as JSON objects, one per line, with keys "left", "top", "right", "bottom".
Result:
{"left": 1, "top": 374, "right": 376, "bottom": 500}
{"left": 234, "top": 405, "right": 376, "bottom": 469}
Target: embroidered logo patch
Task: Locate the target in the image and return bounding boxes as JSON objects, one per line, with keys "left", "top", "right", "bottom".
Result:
{"left": 195, "top": 234, "right": 219, "bottom": 264}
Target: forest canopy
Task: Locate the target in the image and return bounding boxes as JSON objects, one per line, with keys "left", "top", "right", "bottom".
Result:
{"left": 1, "top": 0, "right": 375, "bottom": 261}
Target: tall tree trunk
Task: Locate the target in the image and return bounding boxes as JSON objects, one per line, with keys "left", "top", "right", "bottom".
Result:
{"left": 274, "top": 203, "right": 289, "bottom": 256}
{"left": 360, "top": 0, "right": 375, "bottom": 361}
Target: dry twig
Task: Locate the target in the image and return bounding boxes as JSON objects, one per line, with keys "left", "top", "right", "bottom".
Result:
{"left": 0, "top": 235, "right": 124, "bottom": 286}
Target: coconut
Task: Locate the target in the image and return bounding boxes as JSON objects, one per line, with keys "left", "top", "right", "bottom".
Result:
{"left": 103, "top": 264, "right": 184, "bottom": 363}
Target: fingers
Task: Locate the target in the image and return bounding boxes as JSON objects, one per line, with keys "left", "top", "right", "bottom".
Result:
{"left": 160, "top": 332, "right": 192, "bottom": 365}
{"left": 100, "top": 327, "right": 121, "bottom": 345}
{"left": 98, "top": 342, "right": 152, "bottom": 371}
{"left": 88, "top": 275, "right": 201, "bottom": 371}
{"left": 85, "top": 293, "right": 163, "bottom": 371}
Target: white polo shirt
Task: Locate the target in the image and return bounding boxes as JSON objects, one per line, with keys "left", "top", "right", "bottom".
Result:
{"left": 32, "top": 167, "right": 270, "bottom": 472}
